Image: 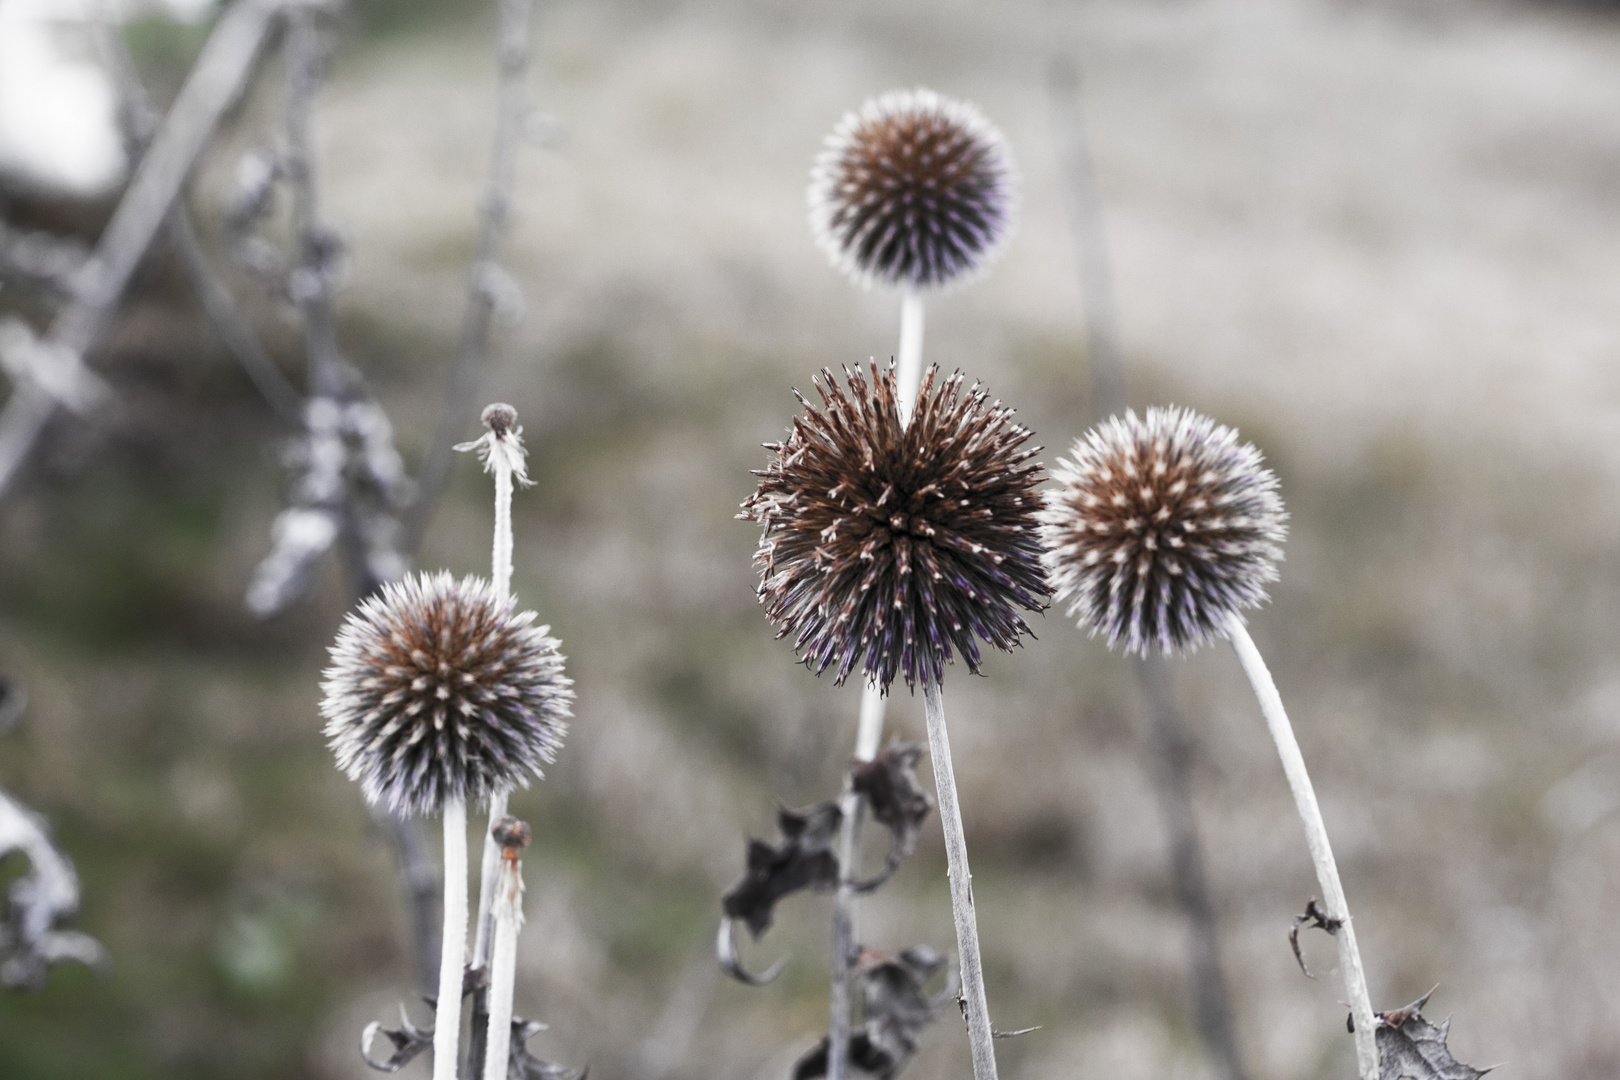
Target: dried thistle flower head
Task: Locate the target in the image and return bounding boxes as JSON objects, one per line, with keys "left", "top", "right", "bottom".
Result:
{"left": 1040, "top": 406, "right": 1287, "bottom": 656}
{"left": 454, "top": 401, "right": 532, "bottom": 485}
{"left": 742, "top": 364, "right": 1047, "bottom": 690}
{"left": 321, "top": 570, "right": 572, "bottom": 816}
{"left": 809, "top": 88, "right": 1017, "bottom": 291}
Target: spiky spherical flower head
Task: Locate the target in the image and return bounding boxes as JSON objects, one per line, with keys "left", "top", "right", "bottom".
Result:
{"left": 808, "top": 88, "right": 1017, "bottom": 291}
{"left": 1040, "top": 406, "right": 1288, "bottom": 657}
{"left": 321, "top": 570, "right": 573, "bottom": 816}
{"left": 741, "top": 364, "right": 1047, "bottom": 690}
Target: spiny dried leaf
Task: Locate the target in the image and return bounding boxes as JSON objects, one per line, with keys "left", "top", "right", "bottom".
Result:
{"left": 1289, "top": 897, "right": 1341, "bottom": 980}
{"left": 793, "top": 945, "right": 950, "bottom": 1080}
{"left": 722, "top": 803, "right": 842, "bottom": 940}
{"left": 1373, "top": 990, "right": 1489, "bottom": 1080}
{"left": 849, "top": 743, "right": 933, "bottom": 893}
{"left": 360, "top": 992, "right": 583, "bottom": 1079}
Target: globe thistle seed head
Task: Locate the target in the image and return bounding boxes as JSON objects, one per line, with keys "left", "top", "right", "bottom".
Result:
{"left": 741, "top": 363, "right": 1048, "bottom": 690}
{"left": 1040, "top": 406, "right": 1288, "bottom": 657}
{"left": 809, "top": 88, "right": 1018, "bottom": 291}
{"left": 321, "top": 570, "right": 572, "bottom": 816}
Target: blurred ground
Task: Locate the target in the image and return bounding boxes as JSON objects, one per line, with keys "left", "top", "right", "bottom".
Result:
{"left": 5, "top": 0, "right": 1620, "bottom": 1078}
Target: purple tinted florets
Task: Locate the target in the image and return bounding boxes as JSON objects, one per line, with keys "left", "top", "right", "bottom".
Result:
{"left": 809, "top": 88, "right": 1017, "bottom": 291}
{"left": 1040, "top": 407, "right": 1287, "bottom": 656}
{"left": 742, "top": 364, "right": 1047, "bottom": 690}
{"left": 321, "top": 570, "right": 572, "bottom": 816}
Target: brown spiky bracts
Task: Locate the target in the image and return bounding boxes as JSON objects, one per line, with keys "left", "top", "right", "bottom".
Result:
{"left": 1040, "top": 406, "right": 1288, "bottom": 656}
{"left": 809, "top": 88, "right": 1017, "bottom": 291}
{"left": 742, "top": 364, "right": 1047, "bottom": 690}
{"left": 321, "top": 571, "right": 572, "bottom": 816}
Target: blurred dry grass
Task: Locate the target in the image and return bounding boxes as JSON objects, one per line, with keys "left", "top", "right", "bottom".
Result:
{"left": 6, "top": 0, "right": 1620, "bottom": 1077}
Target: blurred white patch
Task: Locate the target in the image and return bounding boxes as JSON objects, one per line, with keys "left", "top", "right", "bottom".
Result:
{"left": 0, "top": 0, "right": 214, "bottom": 196}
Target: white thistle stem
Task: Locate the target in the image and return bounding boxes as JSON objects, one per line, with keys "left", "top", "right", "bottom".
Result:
{"left": 482, "top": 851, "right": 526, "bottom": 1080}
{"left": 474, "top": 443, "right": 517, "bottom": 969}
{"left": 922, "top": 679, "right": 999, "bottom": 1080}
{"left": 827, "top": 682, "right": 887, "bottom": 1080}
{"left": 829, "top": 302, "right": 925, "bottom": 1080}
{"left": 896, "top": 290, "right": 925, "bottom": 425}
{"left": 434, "top": 799, "right": 469, "bottom": 1080}
{"left": 473, "top": 789, "right": 509, "bottom": 967}
{"left": 1226, "top": 615, "right": 1377, "bottom": 1080}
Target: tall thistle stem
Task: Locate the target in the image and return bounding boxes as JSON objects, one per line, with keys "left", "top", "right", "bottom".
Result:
{"left": 458, "top": 404, "right": 530, "bottom": 1078}
{"left": 1226, "top": 615, "right": 1377, "bottom": 1080}
{"left": 922, "top": 680, "right": 998, "bottom": 1080}
{"left": 826, "top": 298, "right": 925, "bottom": 1080}
{"left": 435, "top": 798, "right": 470, "bottom": 1080}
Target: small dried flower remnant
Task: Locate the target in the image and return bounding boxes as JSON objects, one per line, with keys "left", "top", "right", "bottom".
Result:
{"left": 742, "top": 364, "right": 1047, "bottom": 690}
{"left": 809, "top": 88, "right": 1017, "bottom": 291}
{"left": 1040, "top": 406, "right": 1287, "bottom": 656}
{"left": 322, "top": 570, "right": 572, "bottom": 816}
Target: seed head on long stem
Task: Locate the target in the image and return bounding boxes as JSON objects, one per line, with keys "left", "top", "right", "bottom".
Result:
{"left": 742, "top": 363, "right": 1047, "bottom": 690}
{"left": 809, "top": 88, "right": 1018, "bottom": 291}
{"left": 1040, "top": 406, "right": 1287, "bottom": 656}
{"left": 321, "top": 570, "right": 572, "bottom": 816}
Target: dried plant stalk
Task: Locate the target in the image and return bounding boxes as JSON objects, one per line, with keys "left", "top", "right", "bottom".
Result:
{"left": 922, "top": 680, "right": 998, "bottom": 1080}
{"left": 1227, "top": 615, "right": 1376, "bottom": 1080}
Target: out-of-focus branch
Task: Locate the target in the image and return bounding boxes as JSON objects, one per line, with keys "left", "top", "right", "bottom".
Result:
{"left": 94, "top": 18, "right": 304, "bottom": 426}
{"left": 1050, "top": 53, "right": 1250, "bottom": 1080}
{"left": 0, "top": 786, "right": 106, "bottom": 990}
{"left": 407, "top": 0, "right": 534, "bottom": 550}
{"left": 1047, "top": 56, "right": 1126, "bottom": 420}
{"left": 0, "top": 0, "right": 286, "bottom": 504}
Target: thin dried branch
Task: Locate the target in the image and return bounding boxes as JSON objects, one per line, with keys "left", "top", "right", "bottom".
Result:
{"left": 94, "top": 18, "right": 304, "bottom": 425}
{"left": 361, "top": 994, "right": 584, "bottom": 1080}
{"left": 0, "top": 0, "right": 286, "bottom": 504}
{"left": 407, "top": 0, "right": 539, "bottom": 549}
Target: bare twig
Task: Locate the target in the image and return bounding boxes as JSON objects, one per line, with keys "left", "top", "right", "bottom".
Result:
{"left": 0, "top": 0, "right": 285, "bottom": 503}
{"left": 1047, "top": 56, "right": 1126, "bottom": 419}
{"left": 1139, "top": 658, "right": 1251, "bottom": 1080}
{"left": 406, "top": 0, "right": 536, "bottom": 550}
{"left": 94, "top": 20, "right": 304, "bottom": 425}
{"left": 1051, "top": 52, "right": 1250, "bottom": 1080}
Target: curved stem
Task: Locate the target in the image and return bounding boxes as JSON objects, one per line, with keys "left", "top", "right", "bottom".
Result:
{"left": 435, "top": 799, "right": 470, "bottom": 1080}
{"left": 1226, "top": 615, "right": 1377, "bottom": 1080}
{"left": 922, "top": 680, "right": 998, "bottom": 1080}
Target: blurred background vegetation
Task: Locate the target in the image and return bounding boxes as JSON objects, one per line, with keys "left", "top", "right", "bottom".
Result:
{"left": 5, "top": 0, "right": 1620, "bottom": 1078}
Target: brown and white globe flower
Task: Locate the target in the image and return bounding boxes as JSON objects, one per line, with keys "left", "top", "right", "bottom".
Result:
{"left": 809, "top": 88, "right": 1017, "bottom": 291}
{"left": 1040, "top": 406, "right": 1287, "bottom": 656}
{"left": 321, "top": 570, "right": 572, "bottom": 816}
{"left": 742, "top": 364, "right": 1047, "bottom": 690}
